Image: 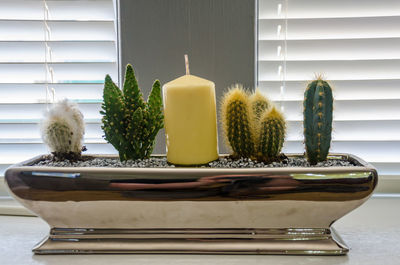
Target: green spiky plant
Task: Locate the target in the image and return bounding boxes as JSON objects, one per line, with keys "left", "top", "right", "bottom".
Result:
{"left": 41, "top": 99, "right": 85, "bottom": 161}
{"left": 221, "top": 85, "right": 286, "bottom": 161}
{"left": 250, "top": 89, "right": 271, "bottom": 121}
{"left": 100, "top": 64, "right": 164, "bottom": 161}
{"left": 303, "top": 77, "right": 333, "bottom": 165}
{"left": 220, "top": 85, "right": 255, "bottom": 158}
{"left": 257, "top": 106, "right": 286, "bottom": 161}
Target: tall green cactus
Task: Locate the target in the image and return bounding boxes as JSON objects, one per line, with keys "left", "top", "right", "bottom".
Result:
{"left": 250, "top": 89, "right": 271, "bottom": 121}
{"left": 303, "top": 77, "right": 333, "bottom": 165}
{"left": 41, "top": 99, "right": 85, "bottom": 161}
{"left": 221, "top": 85, "right": 255, "bottom": 158}
{"left": 101, "top": 64, "right": 164, "bottom": 161}
{"left": 257, "top": 107, "right": 286, "bottom": 161}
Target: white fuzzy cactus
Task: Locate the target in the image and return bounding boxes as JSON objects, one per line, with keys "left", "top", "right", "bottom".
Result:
{"left": 41, "top": 99, "right": 85, "bottom": 160}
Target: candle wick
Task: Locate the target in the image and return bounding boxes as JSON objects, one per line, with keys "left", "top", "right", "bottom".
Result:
{"left": 184, "top": 54, "right": 190, "bottom": 75}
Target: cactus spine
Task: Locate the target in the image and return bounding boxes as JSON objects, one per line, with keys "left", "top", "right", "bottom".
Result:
{"left": 257, "top": 107, "right": 286, "bottom": 161}
{"left": 101, "top": 64, "right": 164, "bottom": 161}
{"left": 221, "top": 85, "right": 255, "bottom": 158}
{"left": 41, "top": 99, "right": 85, "bottom": 160}
{"left": 303, "top": 77, "right": 333, "bottom": 165}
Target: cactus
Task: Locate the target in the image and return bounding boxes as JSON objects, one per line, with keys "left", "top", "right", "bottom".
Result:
{"left": 100, "top": 64, "right": 164, "bottom": 161}
{"left": 250, "top": 89, "right": 271, "bottom": 121}
{"left": 41, "top": 99, "right": 85, "bottom": 160}
{"left": 249, "top": 88, "right": 273, "bottom": 154}
{"left": 257, "top": 107, "right": 286, "bottom": 161}
{"left": 220, "top": 85, "right": 255, "bottom": 158}
{"left": 221, "top": 86, "right": 287, "bottom": 162}
{"left": 303, "top": 77, "right": 333, "bottom": 165}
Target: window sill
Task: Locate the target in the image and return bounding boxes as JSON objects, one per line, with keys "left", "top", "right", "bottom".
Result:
{"left": 0, "top": 197, "right": 34, "bottom": 216}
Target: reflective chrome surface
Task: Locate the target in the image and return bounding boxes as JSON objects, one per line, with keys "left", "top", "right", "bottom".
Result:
{"left": 32, "top": 227, "right": 348, "bottom": 255}
{"left": 4, "top": 154, "right": 378, "bottom": 255}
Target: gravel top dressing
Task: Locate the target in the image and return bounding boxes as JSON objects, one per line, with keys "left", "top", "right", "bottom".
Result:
{"left": 33, "top": 156, "right": 360, "bottom": 168}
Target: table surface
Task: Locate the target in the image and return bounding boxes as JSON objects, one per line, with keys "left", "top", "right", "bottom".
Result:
{"left": 0, "top": 197, "right": 399, "bottom": 265}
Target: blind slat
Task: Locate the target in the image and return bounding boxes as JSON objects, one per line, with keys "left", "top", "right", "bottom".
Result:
{"left": 0, "top": 84, "right": 103, "bottom": 103}
{"left": 259, "top": 17, "right": 400, "bottom": 40}
{"left": 0, "top": 63, "right": 117, "bottom": 83}
{"left": 258, "top": 60, "right": 400, "bottom": 81}
{"left": 276, "top": 100, "right": 399, "bottom": 121}
{"left": 0, "top": 103, "right": 102, "bottom": 120}
{"left": 0, "top": 21, "right": 115, "bottom": 41}
{"left": 0, "top": 41, "right": 116, "bottom": 63}
{"left": 0, "top": 1, "right": 114, "bottom": 21}
{"left": 259, "top": 39, "right": 400, "bottom": 61}
{"left": 259, "top": 0, "right": 400, "bottom": 19}
{"left": 0, "top": 123, "right": 103, "bottom": 140}
{"left": 285, "top": 120, "right": 400, "bottom": 142}
{"left": 260, "top": 80, "right": 400, "bottom": 101}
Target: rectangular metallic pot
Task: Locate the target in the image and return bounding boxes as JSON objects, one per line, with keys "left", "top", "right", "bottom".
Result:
{"left": 4, "top": 153, "right": 377, "bottom": 255}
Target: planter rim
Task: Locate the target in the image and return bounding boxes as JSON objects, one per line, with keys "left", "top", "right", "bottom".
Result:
{"left": 6, "top": 153, "right": 377, "bottom": 175}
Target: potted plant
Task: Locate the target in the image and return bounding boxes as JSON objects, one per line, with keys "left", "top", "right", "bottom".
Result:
{"left": 4, "top": 65, "right": 377, "bottom": 255}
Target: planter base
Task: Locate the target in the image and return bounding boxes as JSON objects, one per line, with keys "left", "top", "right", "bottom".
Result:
{"left": 33, "top": 227, "right": 348, "bottom": 255}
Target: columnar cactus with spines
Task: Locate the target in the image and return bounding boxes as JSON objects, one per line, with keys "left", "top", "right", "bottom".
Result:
{"left": 257, "top": 107, "right": 286, "bottom": 161}
{"left": 249, "top": 89, "right": 272, "bottom": 152}
{"left": 250, "top": 89, "right": 271, "bottom": 121}
{"left": 100, "top": 64, "right": 164, "bottom": 161}
{"left": 41, "top": 99, "right": 85, "bottom": 160}
{"left": 303, "top": 77, "right": 333, "bottom": 165}
{"left": 221, "top": 85, "right": 255, "bottom": 158}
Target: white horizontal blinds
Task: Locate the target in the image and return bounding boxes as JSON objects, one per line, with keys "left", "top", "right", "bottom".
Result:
{"left": 0, "top": 0, "right": 118, "bottom": 181}
{"left": 258, "top": 0, "right": 400, "bottom": 178}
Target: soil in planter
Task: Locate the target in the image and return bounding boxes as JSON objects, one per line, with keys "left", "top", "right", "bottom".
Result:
{"left": 33, "top": 155, "right": 361, "bottom": 168}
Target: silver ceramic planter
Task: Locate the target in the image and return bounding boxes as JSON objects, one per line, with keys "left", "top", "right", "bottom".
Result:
{"left": 4, "top": 153, "right": 377, "bottom": 255}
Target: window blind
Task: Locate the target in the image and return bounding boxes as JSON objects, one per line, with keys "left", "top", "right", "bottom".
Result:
{"left": 258, "top": 0, "right": 400, "bottom": 189}
{"left": 0, "top": 0, "right": 118, "bottom": 195}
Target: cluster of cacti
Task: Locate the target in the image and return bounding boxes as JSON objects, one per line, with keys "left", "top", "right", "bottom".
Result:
{"left": 303, "top": 77, "right": 333, "bottom": 165}
{"left": 100, "top": 64, "right": 164, "bottom": 161}
{"left": 41, "top": 99, "right": 85, "bottom": 161}
{"left": 221, "top": 85, "right": 286, "bottom": 162}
